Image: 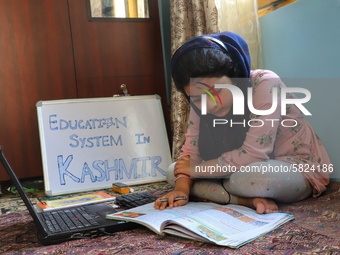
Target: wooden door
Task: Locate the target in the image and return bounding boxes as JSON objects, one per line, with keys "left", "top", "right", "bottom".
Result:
{"left": 0, "top": 0, "right": 77, "bottom": 180}
{"left": 0, "top": 0, "right": 169, "bottom": 181}
{"left": 68, "top": 0, "right": 167, "bottom": 100}
{"left": 68, "top": 0, "right": 170, "bottom": 147}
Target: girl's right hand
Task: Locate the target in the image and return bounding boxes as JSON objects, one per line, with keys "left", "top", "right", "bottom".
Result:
{"left": 174, "top": 156, "right": 201, "bottom": 178}
{"left": 154, "top": 190, "right": 189, "bottom": 210}
{"left": 174, "top": 156, "right": 191, "bottom": 177}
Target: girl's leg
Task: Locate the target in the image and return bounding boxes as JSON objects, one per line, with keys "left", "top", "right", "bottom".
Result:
{"left": 166, "top": 160, "right": 312, "bottom": 212}
{"left": 166, "top": 162, "right": 235, "bottom": 204}
{"left": 190, "top": 179, "right": 236, "bottom": 204}
{"left": 187, "top": 177, "right": 279, "bottom": 213}
{"left": 223, "top": 160, "right": 313, "bottom": 203}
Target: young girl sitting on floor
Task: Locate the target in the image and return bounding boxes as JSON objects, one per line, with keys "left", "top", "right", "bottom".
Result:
{"left": 154, "top": 31, "right": 332, "bottom": 214}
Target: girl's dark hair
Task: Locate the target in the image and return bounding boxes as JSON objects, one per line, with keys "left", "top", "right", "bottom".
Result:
{"left": 172, "top": 47, "right": 251, "bottom": 161}
{"left": 172, "top": 48, "right": 244, "bottom": 93}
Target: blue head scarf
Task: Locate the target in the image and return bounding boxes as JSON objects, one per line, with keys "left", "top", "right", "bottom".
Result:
{"left": 171, "top": 31, "right": 251, "bottom": 79}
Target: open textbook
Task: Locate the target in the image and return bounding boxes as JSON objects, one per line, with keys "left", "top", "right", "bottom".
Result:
{"left": 106, "top": 202, "right": 294, "bottom": 248}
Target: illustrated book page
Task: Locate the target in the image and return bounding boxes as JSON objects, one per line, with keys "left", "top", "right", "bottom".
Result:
{"left": 106, "top": 202, "right": 294, "bottom": 248}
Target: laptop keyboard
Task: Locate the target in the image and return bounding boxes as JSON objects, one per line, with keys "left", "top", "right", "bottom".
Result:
{"left": 41, "top": 207, "right": 99, "bottom": 233}
{"left": 41, "top": 192, "right": 158, "bottom": 233}
{"left": 115, "top": 192, "right": 157, "bottom": 208}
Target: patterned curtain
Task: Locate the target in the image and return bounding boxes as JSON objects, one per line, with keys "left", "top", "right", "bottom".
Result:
{"left": 216, "top": 0, "right": 262, "bottom": 70}
{"left": 170, "top": 0, "right": 262, "bottom": 161}
{"left": 170, "top": 0, "right": 219, "bottom": 161}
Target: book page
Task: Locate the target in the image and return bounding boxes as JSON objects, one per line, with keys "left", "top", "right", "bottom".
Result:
{"left": 106, "top": 202, "right": 218, "bottom": 234}
{"left": 164, "top": 204, "right": 293, "bottom": 247}
{"left": 163, "top": 224, "right": 210, "bottom": 242}
{"left": 106, "top": 202, "right": 293, "bottom": 248}
{"left": 162, "top": 226, "right": 209, "bottom": 243}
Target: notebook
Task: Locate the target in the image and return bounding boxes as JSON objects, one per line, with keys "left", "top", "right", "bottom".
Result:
{"left": 0, "top": 146, "right": 138, "bottom": 245}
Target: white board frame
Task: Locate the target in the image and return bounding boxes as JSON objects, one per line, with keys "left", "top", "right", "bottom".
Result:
{"left": 36, "top": 95, "right": 171, "bottom": 196}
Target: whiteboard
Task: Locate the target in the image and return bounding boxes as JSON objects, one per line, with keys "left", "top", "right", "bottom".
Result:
{"left": 36, "top": 95, "right": 171, "bottom": 196}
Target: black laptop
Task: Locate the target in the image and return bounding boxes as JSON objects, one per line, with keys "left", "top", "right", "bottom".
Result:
{"left": 0, "top": 146, "right": 138, "bottom": 245}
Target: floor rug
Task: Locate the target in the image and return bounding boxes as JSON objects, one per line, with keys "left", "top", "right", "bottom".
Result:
{"left": 0, "top": 181, "right": 339, "bottom": 255}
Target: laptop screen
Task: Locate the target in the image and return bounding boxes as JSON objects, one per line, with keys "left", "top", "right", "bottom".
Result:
{"left": 0, "top": 146, "right": 46, "bottom": 233}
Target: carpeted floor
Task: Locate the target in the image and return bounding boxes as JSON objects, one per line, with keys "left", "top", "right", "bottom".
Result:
{"left": 0, "top": 181, "right": 339, "bottom": 255}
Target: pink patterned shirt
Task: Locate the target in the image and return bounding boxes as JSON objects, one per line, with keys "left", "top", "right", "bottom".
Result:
{"left": 180, "top": 70, "right": 331, "bottom": 197}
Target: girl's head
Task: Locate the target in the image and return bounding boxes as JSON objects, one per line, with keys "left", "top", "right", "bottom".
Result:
{"left": 171, "top": 32, "right": 251, "bottom": 93}
{"left": 171, "top": 32, "right": 252, "bottom": 160}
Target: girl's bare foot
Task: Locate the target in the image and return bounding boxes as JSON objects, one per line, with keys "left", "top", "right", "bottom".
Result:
{"left": 238, "top": 197, "right": 279, "bottom": 214}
